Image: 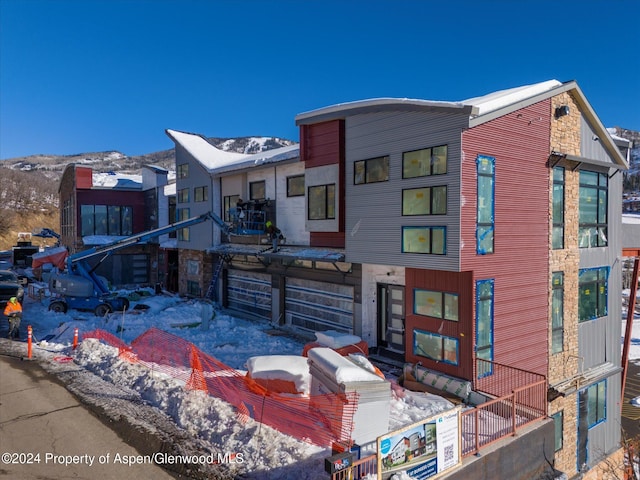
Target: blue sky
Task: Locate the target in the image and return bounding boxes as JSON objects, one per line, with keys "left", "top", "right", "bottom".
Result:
{"left": 1, "top": 0, "right": 639, "bottom": 160}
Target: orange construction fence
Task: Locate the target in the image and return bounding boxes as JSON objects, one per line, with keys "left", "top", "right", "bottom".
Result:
{"left": 83, "top": 327, "right": 359, "bottom": 448}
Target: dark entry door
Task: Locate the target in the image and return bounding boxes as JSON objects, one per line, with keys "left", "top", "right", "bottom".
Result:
{"left": 377, "top": 284, "right": 405, "bottom": 353}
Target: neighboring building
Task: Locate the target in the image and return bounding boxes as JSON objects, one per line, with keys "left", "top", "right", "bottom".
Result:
{"left": 58, "top": 164, "right": 177, "bottom": 289}
{"left": 294, "top": 80, "right": 628, "bottom": 478}
{"left": 165, "top": 129, "right": 359, "bottom": 329}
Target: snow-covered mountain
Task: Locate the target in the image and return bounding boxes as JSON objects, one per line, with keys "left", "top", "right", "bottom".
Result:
{"left": 0, "top": 136, "right": 296, "bottom": 179}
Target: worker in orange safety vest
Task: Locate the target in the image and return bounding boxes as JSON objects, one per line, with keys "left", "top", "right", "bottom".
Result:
{"left": 4, "top": 297, "right": 22, "bottom": 340}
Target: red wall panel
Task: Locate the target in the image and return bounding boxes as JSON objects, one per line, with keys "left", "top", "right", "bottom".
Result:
{"left": 76, "top": 190, "right": 146, "bottom": 233}
{"left": 460, "top": 99, "right": 552, "bottom": 376}
{"left": 76, "top": 167, "right": 93, "bottom": 189}
{"left": 300, "top": 120, "right": 344, "bottom": 168}
{"left": 310, "top": 232, "right": 345, "bottom": 248}
{"left": 300, "top": 120, "right": 346, "bottom": 248}
{"left": 405, "top": 269, "right": 475, "bottom": 379}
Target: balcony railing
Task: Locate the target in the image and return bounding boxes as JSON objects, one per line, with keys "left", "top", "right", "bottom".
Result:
{"left": 330, "top": 359, "right": 548, "bottom": 479}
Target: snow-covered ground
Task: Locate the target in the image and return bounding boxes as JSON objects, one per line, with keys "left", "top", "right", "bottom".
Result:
{"left": 2, "top": 281, "right": 638, "bottom": 479}
{"left": 1, "top": 286, "right": 455, "bottom": 479}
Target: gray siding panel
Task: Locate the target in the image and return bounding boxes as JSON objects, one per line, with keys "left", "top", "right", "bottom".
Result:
{"left": 175, "top": 144, "right": 216, "bottom": 251}
{"left": 578, "top": 166, "right": 623, "bottom": 370}
{"left": 580, "top": 116, "right": 616, "bottom": 165}
{"left": 344, "top": 111, "right": 467, "bottom": 271}
{"left": 575, "top": 144, "right": 623, "bottom": 469}
{"left": 586, "top": 373, "right": 622, "bottom": 467}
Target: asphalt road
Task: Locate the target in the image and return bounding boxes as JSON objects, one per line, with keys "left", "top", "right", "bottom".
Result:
{"left": 0, "top": 352, "right": 178, "bottom": 479}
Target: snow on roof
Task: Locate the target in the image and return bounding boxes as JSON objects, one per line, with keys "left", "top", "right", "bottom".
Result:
{"left": 92, "top": 172, "right": 142, "bottom": 189}
{"left": 159, "top": 238, "right": 177, "bottom": 249}
{"left": 607, "top": 128, "right": 632, "bottom": 145}
{"left": 208, "top": 243, "right": 345, "bottom": 262}
{"left": 166, "top": 129, "right": 299, "bottom": 174}
{"left": 295, "top": 98, "right": 470, "bottom": 123}
{"left": 295, "top": 80, "right": 564, "bottom": 124}
{"left": 461, "top": 79, "right": 562, "bottom": 116}
{"left": 166, "top": 129, "right": 247, "bottom": 170}
{"left": 164, "top": 182, "right": 176, "bottom": 196}
{"left": 82, "top": 235, "right": 129, "bottom": 246}
{"left": 213, "top": 144, "right": 299, "bottom": 175}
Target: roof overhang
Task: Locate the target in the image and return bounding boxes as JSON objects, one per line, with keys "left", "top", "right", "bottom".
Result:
{"left": 473, "top": 81, "right": 628, "bottom": 170}
{"left": 295, "top": 98, "right": 478, "bottom": 126}
{"left": 206, "top": 243, "right": 346, "bottom": 263}
{"left": 548, "top": 362, "right": 622, "bottom": 398}
{"left": 548, "top": 151, "right": 627, "bottom": 172}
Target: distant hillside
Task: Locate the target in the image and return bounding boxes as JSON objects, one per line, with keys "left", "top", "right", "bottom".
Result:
{"left": 0, "top": 136, "right": 295, "bottom": 250}
{"left": 1, "top": 136, "right": 296, "bottom": 179}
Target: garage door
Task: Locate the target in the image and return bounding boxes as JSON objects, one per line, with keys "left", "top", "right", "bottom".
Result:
{"left": 226, "top": 269, "right": 271, "bottom": 321}
{"left": 285, "top": 277, "right": 354, "bottom": 334}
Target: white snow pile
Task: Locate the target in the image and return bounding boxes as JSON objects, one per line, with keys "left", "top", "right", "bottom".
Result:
{"left": 1, "top": 291, "right": 456, "bottom": 478}
{"left": 73, "top": 339, "right": 327, "bottom": 479}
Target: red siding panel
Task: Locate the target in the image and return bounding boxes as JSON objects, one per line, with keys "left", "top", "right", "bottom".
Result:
{"left": 461, "top": 99, "right": 552, "bottom": 376}
{"left": 405, "top": 269, "right": 474, "bottom": 380}
{"left": 76, "top": 190, "right": 146, "bottom": 233}
{"left": 76, "top": 167, "right": 93, "bottom": 189}
{"left": 310, "top": 232, "right": 345, "bottom": 248}
{"left": 301, "top": 120, "right": 346, "bottom": 247}
{"left": 300, "top": 120, "right": 344, "bottom": 168}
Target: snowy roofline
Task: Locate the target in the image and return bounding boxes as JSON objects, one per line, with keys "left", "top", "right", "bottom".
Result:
{"left": 293, "top": 79, "right": 628, "bottom": 169}
{"left": 165, "top": 129, "right": 299, "bottom": 174}
{"left": 295, "top": 80, "right": 563, "bottom": 123}
{"left": 92, "top": 172, "right": 142, "bottom": 189}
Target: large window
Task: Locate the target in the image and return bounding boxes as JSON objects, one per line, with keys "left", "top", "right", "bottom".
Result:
{"left": 579, "top": 171, "right": 608, "bottom": 248}
{"left": 581, "top": 380, "right": 606, "bottom": 428}
{"left": 194, "top": 186, "right": 208, "bottom": 202}
{"left": 402, "top": 145, "right": 447, "bottom": 178}
{"left": 579, "top": 267, "right": 608, "bottom": 322}
{"left": 402, "top": 226, "right": 446, "bottom": 254}
{"left": 551, "top": 411, "right": 563, "bottom": 452}
{"left": 476, "top": 279, "right": 494, "bottom": 377}
{"left": 223, "top": 195, "right": 240, "bottom": 222}
{"left": 402, "top": 186, "right": 447, "bottom": 215}
{"left": 414, "top": 289, "right": 458, "bottom": 321}
{"left": 178, "top": 188, "right": 189, "bottom": 203}
{"left": 287, "top": 175, "right": 305, "bottom": 197}
{"left": 250, "top": 180, "right": 266, "bottom": 200}
{"left": 177, "top": 163, "right": 189, "bottom": 179}
{"left": 308, "top": 184, "right": 335, "bottom": 220}
{"left": 477, "top": 155, "right": 495, "bottom": 254}
{"left": 414, "top": 329, "right": 459, "bottom": 365}
{"left": 551, "top": 272, "right": 564, "bottom": 354}
{"left": 552, "top": 167, "right": 565, "bottom": 249}
{"left": 177, "top": 208, "right": 190, "bottom": 241}
{"left": 81, "top": 204, "right": 133, "bottom": 236}
{"left": 354, "top": 156, "right": 389, "bottom": 184}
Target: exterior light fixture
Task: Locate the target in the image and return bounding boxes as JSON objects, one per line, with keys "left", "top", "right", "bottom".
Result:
{"left": 555, "top": 105, "right": 570, "bottom": 119}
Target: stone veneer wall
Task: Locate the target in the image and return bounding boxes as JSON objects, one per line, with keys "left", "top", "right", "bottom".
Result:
{"left": 548, "top": 91, "right": 582, "bottom": 477}
{"left": 178, "top": 249, "right": 213, "bottom": 297}
{"left": 547, "top": 91, "right": 624, "bottom": 478}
